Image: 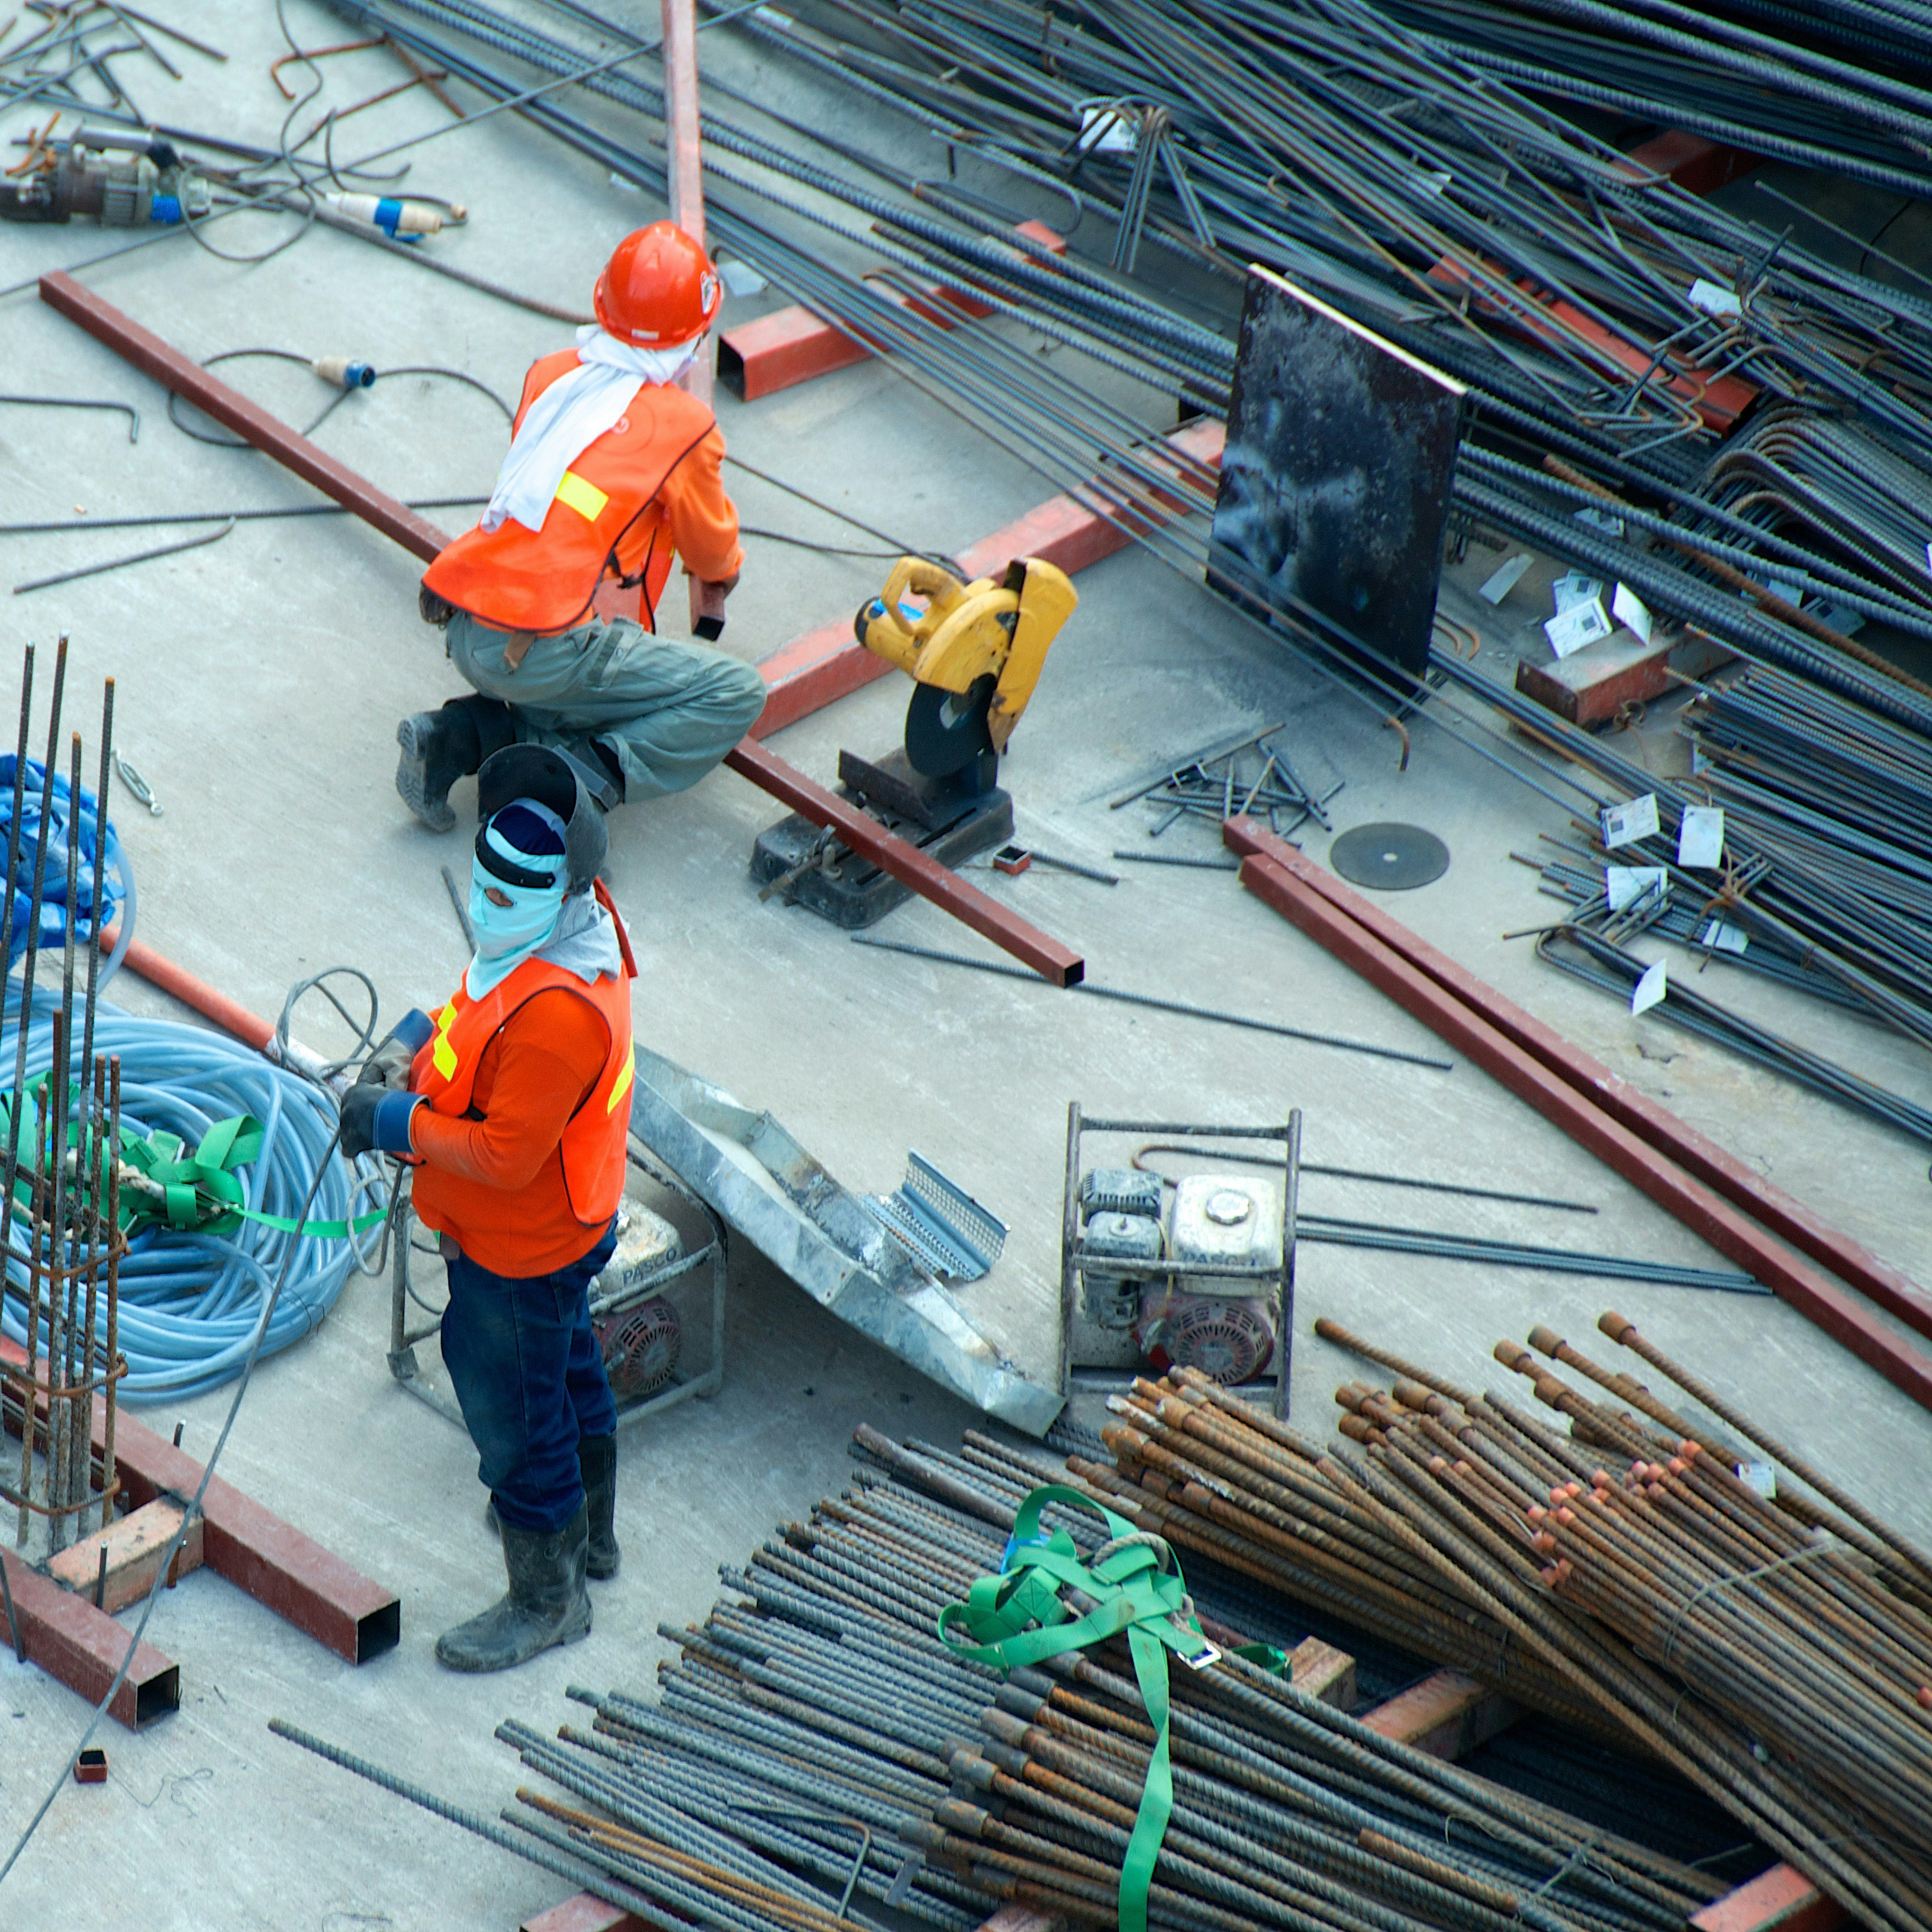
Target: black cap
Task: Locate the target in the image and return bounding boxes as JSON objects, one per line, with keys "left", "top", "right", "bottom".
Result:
{"left": 475, "top": 745, "right": 607, "bottom": 895}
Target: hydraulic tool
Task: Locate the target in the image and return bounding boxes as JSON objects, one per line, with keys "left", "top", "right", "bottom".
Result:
{"left": 0, "top": 132, "right": 210, "bottom": 226}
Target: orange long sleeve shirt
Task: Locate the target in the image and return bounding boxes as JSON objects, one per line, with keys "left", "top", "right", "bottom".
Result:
{"left": 408, "top": 988, "right": 614, "bottom": 1277}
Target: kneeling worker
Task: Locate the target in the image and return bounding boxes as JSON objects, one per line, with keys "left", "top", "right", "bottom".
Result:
{"left": 402, "top": 220, "right": 766, "bottom": 831}
{"left": 344, "top": 745, "right": 637, "bottom": 1671}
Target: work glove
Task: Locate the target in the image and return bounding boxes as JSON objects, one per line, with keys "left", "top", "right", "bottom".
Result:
{"left": 340, "top": 1084, "right": 425, "bottom": 1161}
{"left": 357, "top": 1008, "right": 435, "bottom": 1090}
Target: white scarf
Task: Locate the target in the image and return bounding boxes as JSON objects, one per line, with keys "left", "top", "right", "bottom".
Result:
{"left": 481, "top": 326, "right": 699, "bottom": 534}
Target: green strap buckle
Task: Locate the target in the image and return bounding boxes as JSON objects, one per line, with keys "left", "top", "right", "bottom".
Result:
{"left": 938, "top": 1482, "right": 1283, "bottom": 1932}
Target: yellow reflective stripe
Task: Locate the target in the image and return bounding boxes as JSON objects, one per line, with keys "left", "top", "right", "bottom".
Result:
{"left": 605, "top": 1046, "right": 635, "bottom": 1115}
{"left": 555, "top": 469, "right": 609, "bottom": 521}
{"left": 431, "top": 1002, "right": 460, "bottom": 1080}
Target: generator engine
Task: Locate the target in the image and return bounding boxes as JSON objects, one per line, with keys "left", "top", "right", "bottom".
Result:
{"left": 1133, "top": 1174, "right": 1281, "bottom": 1385}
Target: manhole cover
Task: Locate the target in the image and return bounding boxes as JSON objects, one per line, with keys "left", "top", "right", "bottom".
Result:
{"left": 1329, "top": 822, "right": 1450, "bottom": 890}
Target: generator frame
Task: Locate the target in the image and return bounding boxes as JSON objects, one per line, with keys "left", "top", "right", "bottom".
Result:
{"left": 1060, "top": 1103, "right": 1301, "bottom": 1418}
{"left": 386, "top": 1137, "right": 727, "bottom": 1431}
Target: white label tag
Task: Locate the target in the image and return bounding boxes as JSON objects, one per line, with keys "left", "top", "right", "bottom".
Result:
{"left": 1602, "top": 794, "right": 1660, "bottom": 848}
{"left": 1688, "top": 278, "right": 1741, "bottom": 319}
{"left": 1606, "top": 865, "right": 1668, "bottom": 912}
{"left": 1814, "top": 601, "right": 1866, "bottom": 637}
{"left": 1699, "top": 919, "right": 1749, "bottom": 954}
{"left": 1477, "top": 553, "right": 1534, "bottom": 604}
{"left": 1078, "top": 107, "right": 1136, "bottom": 153}
{"left": 1631, "top": 959, "right": 1667, "bottom": 1015}
{"left": 1574, "top": 506, "right": 1625, "bottom": 538}
{"left": 1677, "top": 806, "right": 1725, "bottom": 869}
{"left": 1611, "top": 582, "right": 1654, "bottom": 646}
{"left": 1546, "top": 599, "right": 1612, "bottom": 658}
{"left": 1552, "top": 571, "right": 1603, "bottom": 615}
{"left": 1738, "top": 1460, "right": 1777, "bottom": 1498}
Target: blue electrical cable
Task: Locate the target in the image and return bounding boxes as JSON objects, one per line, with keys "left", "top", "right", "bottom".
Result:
{"left": 0, "top": 788, "right": 378, "bottom": 1400}
{"left": 0, "top": 986, "right": 373, "bottom": 1400}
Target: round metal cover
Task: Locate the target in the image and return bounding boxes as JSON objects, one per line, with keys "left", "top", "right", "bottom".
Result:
{"left": 1329, "top": 822, "right": 1450, "bottom": 890}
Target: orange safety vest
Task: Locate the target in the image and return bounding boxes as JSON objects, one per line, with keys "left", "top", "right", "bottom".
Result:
{"left": 421, "top": 350, "right": 720, "bottom": 634}
{"left": 409, "top": 887, "right": 639, "bottom": 1235}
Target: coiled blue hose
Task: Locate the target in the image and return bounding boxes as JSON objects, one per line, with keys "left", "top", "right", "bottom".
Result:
{"left": 0, "top": 984, "right": 372, "bottom": 1400}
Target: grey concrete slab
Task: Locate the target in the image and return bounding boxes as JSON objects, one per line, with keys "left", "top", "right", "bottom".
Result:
{"left": 1, "top": 7, "right": 1929, "bottom": 1927}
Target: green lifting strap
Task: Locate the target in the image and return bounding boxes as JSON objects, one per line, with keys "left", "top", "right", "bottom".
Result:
{"left": 0, "top": 1082, "right": 382, "bottom": 1242}
{"left": 937, "top": 1483, "right": 1284, "bottom": 1932}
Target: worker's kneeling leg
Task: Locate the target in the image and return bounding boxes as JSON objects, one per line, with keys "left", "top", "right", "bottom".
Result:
{"left": 434, "top": 1237, "right": 614, "bottom": 1670}
{"left": 518, "top": 622, "right": 768, "bottom": 804}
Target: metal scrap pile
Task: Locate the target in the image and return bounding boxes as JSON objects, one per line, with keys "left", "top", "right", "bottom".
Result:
{"left": 1088, "top": 1320, "right": 1932, "bottom": 1932}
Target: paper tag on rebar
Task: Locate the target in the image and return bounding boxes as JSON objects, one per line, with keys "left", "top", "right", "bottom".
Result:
{"left": 1631, "top": 959, "right": 1667, "bottom": 1015}
{"left": 1699, "top": 919, "right": 1748, "bottom": 954}
{"left": 1477, "top": 553, "right": 1533, "bottom": 604}
{"left": 1677, "top": 806, "right": 1724, "bottom": 868}
{"left": 1611, "top": 582, "right": 1653, "bottom": 646}
{"left": 1688, "top": 278, "right": 1741, "bottom": 319}
{"left": 1551, "top": 571, "right": 1602, "bottom": 615}
{"left": 1738, "top": 1460, "right": 1777, "bottom": 1498}
{"left": 1545, "top": 598, "right": 1612, "bottom": 658}
{"left": 1079, "top": 107, "right": 1136, "bottom": 153}
{"left": 1815, "top": 600, "right": 1866, "bottom": 636}
{"left": 1601, "top": 794, "right": 1660, "bottom": 848}
{"left": 1605, "top": 865, "right": 1667, "bottom": 912}
{"left": 1574, "top": 506, "right": 1625, "bottom": 538}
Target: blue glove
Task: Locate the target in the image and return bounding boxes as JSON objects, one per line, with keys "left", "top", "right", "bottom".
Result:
{"left": 357, "top": 1007, "right": 436, "bottom": 1090}
{"left": 341, "top": 1084, "right": 424, "bottom": 1160}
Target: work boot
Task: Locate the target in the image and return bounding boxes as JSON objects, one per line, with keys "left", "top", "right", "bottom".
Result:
{"left": 434, "top": 1502, "right": 591, "bottom": 1672}
{"left": 578, "top": 1433, "right": 620, "bottom": 1580}
{"left": 484, "top": 1441, "right": 619, "bottom": 1579}
{"left": 395, "top": 695, "right": 514, "bottom": 832}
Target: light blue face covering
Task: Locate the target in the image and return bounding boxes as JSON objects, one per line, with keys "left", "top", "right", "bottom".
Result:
{"left": 465, "top": 799, "right": 569, "bottom": 997}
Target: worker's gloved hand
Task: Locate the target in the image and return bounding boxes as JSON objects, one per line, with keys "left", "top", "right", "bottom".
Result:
{"left": 356, "top": 1008, "right": 436, "bottom": 1090}
{"left": 340, "top": 1084, "right": 425, "bottom": 1161}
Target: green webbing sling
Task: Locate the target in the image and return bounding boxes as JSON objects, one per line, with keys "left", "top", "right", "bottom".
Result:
{"left": 0, "top": 1080, "right": 382, "bottom": 1241}
{"left": 938, "top": 1483, "right": 1283, "bottom": 1932}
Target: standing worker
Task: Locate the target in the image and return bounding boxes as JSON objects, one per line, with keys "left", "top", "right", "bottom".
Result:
{"left": 402, "top": 221, "right": 767, "bottom": 832}
{"left": 344, "top": 745, "right": 637, "bottom": 1672}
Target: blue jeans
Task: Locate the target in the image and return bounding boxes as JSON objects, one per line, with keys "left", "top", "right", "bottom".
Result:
{"left": 439, "top": 1228, "right": 619, "bottom": 1534}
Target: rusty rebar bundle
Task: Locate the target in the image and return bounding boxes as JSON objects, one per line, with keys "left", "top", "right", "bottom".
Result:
{"left": 0, "top": 647, "right": 126, "bottom": 1559}
{"left": 1103, "top": 1317, "right": 1932, "bottom": 1932}
{"left": 479, "top": 1426, "right": 1720, "bottom": 1932}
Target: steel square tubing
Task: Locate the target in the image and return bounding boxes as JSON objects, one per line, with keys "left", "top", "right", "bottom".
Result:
{"left": 1223, "top": 819, "right": 1932, "bottom": 1408}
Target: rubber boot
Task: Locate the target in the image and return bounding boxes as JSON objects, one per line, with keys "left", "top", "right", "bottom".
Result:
{"left": 395, "top": 694, "right": 515, "bottom": 832}
{"left": 485, "top": 1441, "right": 619, "bottom": 1578}
{"left": 434, "top": 1502, "right": 591, "bottom": 1672}
{"left": 579, "top": 1434, "right": 620, "bottom": 1580}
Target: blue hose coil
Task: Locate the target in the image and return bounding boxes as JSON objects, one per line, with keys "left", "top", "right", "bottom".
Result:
{"left": 0, "top": 815, "right": 371, "bottom": 1400}
{"left": 0, "top": 987, "right": 372, "bottom": 1401}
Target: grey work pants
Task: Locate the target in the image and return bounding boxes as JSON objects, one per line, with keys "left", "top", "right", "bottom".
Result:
{"left": 447, "top": 609, "right": 766, "bottom": 803}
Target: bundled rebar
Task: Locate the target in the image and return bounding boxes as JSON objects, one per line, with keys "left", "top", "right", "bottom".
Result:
{"left": 384, "top": 1425, "right": 1722, "bottom": 1932}
{"left": 1096, "top": 1320, "right": 1932, "bottom": 1932}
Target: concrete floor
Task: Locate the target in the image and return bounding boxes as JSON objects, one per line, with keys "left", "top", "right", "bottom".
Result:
{"left": 2, "top": 7, "right": 1931, "bottom": 1927}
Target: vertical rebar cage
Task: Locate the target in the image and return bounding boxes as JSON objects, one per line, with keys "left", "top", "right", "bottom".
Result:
{"left": 0, "top": 639, "right": 128, "bottom": 1564}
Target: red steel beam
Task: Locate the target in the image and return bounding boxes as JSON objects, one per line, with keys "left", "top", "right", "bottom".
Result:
{"left": 1225, "top": 839, "right": 1932, "bottom": 1413}
{"left": 1691, "top": 1865, "right": 1846, "bottom": 1932}
{"left": 0, "top": 1547, "right": 179, "bottom": 1728}
{"left": 725, "top": 738, "right": 1083, "bottom": 984}
{"left": 1, "top": 1335, "right": 400, "bottom": 1663}
{"left": 1223, "top": 818, "right": 1932, "bottom": 1346}
{"left": 46, "top": 276, "right": 1081, "bottom": 986}
{"left": 39, "top": 271, "right": 450, "bottom": 562}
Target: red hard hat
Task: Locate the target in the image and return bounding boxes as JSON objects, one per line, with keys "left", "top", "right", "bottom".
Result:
{"left": 593, "top": 222, "right": 722, "bottom": 346}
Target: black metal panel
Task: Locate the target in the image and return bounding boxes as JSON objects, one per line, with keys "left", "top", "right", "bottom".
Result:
{"left": 1209, "top": 268, "right": 1464, "bottom": 681}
